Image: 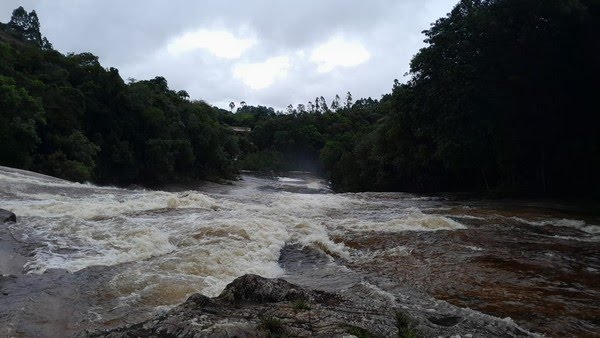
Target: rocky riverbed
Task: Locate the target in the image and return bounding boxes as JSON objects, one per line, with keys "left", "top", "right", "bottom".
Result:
{"left": 1, "top": 166, "right": 598, "bottom": 337}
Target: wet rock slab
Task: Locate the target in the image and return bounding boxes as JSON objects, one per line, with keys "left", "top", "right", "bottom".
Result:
{"left": 86, "top": 274, "right": 535, "bottom": 338}
{"left": 0, "top": 224, "right": 28, "bottom": 276}
{"left": 0, "top": 266, "right": 121, "bottom": 338}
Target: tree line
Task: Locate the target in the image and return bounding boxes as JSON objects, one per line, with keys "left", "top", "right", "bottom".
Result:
{"left": 1, "top": 0, "right": 598, "bottom": 197}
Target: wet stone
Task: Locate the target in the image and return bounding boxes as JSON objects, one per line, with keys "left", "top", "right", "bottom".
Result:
{"left": 0, "top": 209, "right": 16, "bottom": 223}
{"left": 428, "top": 315, "right": 463, "bottom": 327}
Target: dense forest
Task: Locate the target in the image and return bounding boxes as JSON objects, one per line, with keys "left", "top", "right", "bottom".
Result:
{"left": 1, "top": 0, "right": 598, "bottom": 196}
{"left": 0, "top": 7, "right": 239, "bottom": 185}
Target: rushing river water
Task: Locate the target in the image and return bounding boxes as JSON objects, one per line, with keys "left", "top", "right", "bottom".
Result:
{"left": 0, "top": 166, "right": 598, "bottom": 337}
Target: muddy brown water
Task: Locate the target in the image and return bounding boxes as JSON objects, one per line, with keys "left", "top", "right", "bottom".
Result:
{"left": 334, "top": 212, "right": 600, "bottom": 336}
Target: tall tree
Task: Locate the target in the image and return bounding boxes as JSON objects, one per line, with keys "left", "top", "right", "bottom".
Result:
{"left": 319, "top": 96, "right": 328, "bottom": 113}
{"left": 345, "top": 91, "right": 353, "bottom": 109}
{"left": 331, "top": 94, "right": 340, "bottom": 111}
{"left": 7, "top": 7, "right": 52, "bottom": 49}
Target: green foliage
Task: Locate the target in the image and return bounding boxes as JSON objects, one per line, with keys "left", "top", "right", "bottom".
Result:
{"left": 0, "top": 75, "right": 45, "bottom": 168}
{"left": 39, "top": 151, "right": 94, "bottom": 182}
{"left": 395, "top": 312, "right": 418, "bottom": 338}
{"left": 398, "top": 328, "right": 418, "bottom": 338}
{"left": 291, "top": 298, "right": 311, "bottom": 311}
{"left": 239, "top": 150, "right": 284, "bottom": 171}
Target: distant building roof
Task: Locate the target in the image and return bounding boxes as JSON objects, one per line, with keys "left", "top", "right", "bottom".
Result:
{"left": 230, "top": 126, "right": 252, "bottom": 133}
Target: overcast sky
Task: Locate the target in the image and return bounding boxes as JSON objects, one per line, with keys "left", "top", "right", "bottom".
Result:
{"left": 1, "top": 1, "right": 456, "bottom": 111}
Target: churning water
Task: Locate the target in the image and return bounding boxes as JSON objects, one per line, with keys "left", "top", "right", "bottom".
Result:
{"left": 0, "top": 166, "right": 598, "bottom": 336}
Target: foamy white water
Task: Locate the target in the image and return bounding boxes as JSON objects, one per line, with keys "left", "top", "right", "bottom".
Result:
{"left": 276, "top": 177, "right": 303, "bottom": 182}
{"left": 0, "top": 166, "right": 472, "bottom": 301}
{"left": 511, "top": 216, "right": 600, "bottom": 234}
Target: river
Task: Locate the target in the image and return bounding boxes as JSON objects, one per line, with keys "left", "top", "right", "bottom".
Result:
{"left": 0, "top": 166, "right": 598, "bottom": 337}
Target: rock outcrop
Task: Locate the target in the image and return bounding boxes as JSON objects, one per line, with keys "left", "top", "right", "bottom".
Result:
{"left": 0, "top": 209, "right": 16, "bottom": 223}
{"left": 87, "top": 274, "right": 397, "bottom": 338}
{"left": 86, "top": 274, "right": 535, "bottom": 338}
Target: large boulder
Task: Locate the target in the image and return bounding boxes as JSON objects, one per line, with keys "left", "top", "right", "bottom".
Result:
{"left": 218, "top": 274, "right": 311, "bottom": 304}
{"left": 0, "top": 209, "right": 16, "bottom": 223}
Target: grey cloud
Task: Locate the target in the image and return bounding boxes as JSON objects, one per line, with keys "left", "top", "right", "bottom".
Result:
{"left": 1, "top": 0, "right": 456, "bottom": 110}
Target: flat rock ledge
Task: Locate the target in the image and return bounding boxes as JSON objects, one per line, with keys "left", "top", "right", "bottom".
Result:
{"left": 85, "top": 274, "right": 534, "bottom": 338}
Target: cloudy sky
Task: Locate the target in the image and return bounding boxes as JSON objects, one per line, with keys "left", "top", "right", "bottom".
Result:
{"left": 1, "top": 1, "right": 456, "bottom": 111}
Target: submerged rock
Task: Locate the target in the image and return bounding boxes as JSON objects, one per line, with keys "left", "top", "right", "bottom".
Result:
{"left": 85, "top": 274, "right": 535, "bottom": 338}
{"left": 0, "top": 209, "right": 16, "bottom": 223}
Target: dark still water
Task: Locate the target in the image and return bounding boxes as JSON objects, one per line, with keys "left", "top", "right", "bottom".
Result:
{"left": 0, "top": 166, "right": 598, "bottom": 337}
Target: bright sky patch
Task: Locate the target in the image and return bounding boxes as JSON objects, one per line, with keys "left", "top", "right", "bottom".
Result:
{"left": 233, "top": 56, "right": 290, "bottom": 90}
{"left": 167, "top": 29, "right": 256, "bottom": 59}
{"left": 310, "top": 37, "right": 371, "bottom": 73}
